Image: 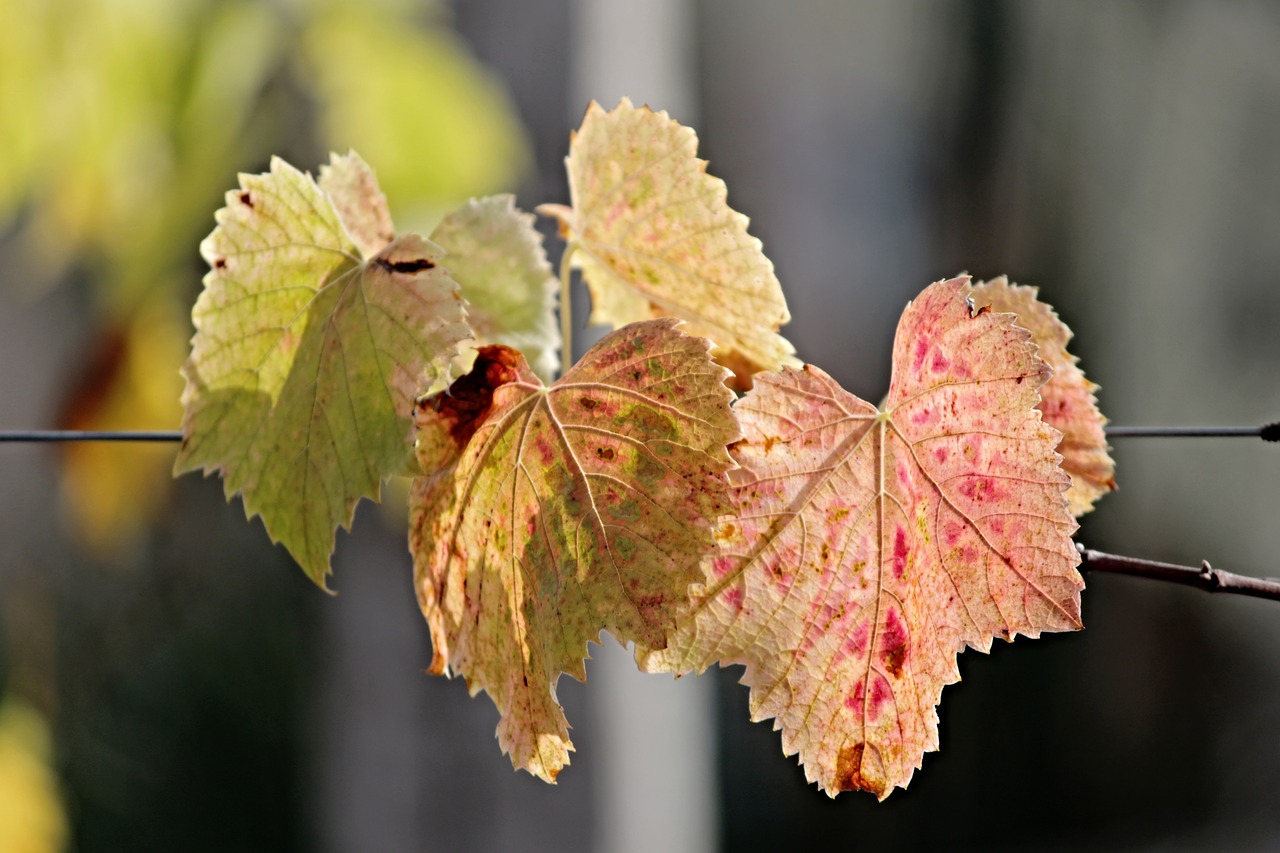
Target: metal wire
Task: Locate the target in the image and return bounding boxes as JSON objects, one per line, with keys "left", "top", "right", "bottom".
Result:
{"left": 0, "top": 430, "right": 183, "bottom": 442}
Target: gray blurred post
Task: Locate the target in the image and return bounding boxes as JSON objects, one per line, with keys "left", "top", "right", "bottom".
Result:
{"left": 569, "top": 3, "right": 718, "bottom": 853}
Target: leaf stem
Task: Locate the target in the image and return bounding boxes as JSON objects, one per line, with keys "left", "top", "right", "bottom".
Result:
{"left": 1077, "top": 544, "right": 1280, "bottom": 601}
{"left": 559, "top": 242, "right": 579, "bottom": 374}
{"left": 0, "top": 430, "right": 182, "bottom": 442}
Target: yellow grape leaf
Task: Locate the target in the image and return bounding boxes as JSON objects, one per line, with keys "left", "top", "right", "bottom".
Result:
{"left": 430, "top": 195, "right": 561, "bottom": 382}
{"left": 57, "top": 298, "right": 187, "bottom": 556}
{"left": 971, "top": 277, "right": 1115, "bottom": 515}
{"left": 0, "top": 699, "right": 68, "bottom": 853}
{"left": 643, "top": 277, "right": 1083, "bottom": 798}
{"left": 410, "top": 319, "right": 738, "bottom": 781}
{"left": 539, "top": 98, "right": 797, "bottom": 387}
{"left": 175, "top": 155, "right": 471, "bottom": 587}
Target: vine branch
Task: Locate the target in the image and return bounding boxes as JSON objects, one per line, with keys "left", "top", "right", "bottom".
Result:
{"left": 5, "top": 431, "right": 1280, "bottom": 603}
{"left": 1106, "top": 422, "right": 1279, "bottom": 440}
{"left": 9, "top": 422, "right": 1277, "bottom": 444}
{"left": 0, "top": 430, "right": 182, "bottom": 442}
{"left": 1077, "top": 544, "right": 1280, "bottom": 601}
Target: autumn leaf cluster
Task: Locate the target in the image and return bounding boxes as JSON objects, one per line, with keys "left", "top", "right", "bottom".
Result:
{"left": 176, "top": 99, "right": 1115, "bottom": 797}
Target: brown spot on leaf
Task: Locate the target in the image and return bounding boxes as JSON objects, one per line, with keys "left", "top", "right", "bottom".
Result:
{"left": 427, "top": 345, "right": 523, "bottom": 449}
{"left": 56, "top": 325, "right": 128, "bottom": 434}
{"left": 374, "top": 256, "right": 436, "bottom": 274}
{"left": 881, "top": 609, "right": 909, "bottom": 678}
{"left": 596, "top": 446, "right": 615, "bottom": 461}
{"left": 884, "top": 645, "right": 906, "bottom": 679}
{"left": 835, "top": 743, "right": 884, "bottom": 796}
{"left": 213, "top": 257, "right": 227, "bottom": 270}
{"left": 238, "top": 191, "right": 253, "bottom": 208}
{"left": 579, "top": 396, "right": 598, "bottom": 410}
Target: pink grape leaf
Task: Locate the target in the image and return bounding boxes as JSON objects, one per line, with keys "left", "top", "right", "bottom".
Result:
{"left": 318, "top": 150, "right": 396, "bottom": 258}
{"left": 409, "top": 319, "right": 739, "bottom": 781}
{"left": 970, "top": 277, "right": 1115, "bottom": 515}
{"left": 538, "top": 98, "right": 798, "bottom": 388}
{"left": 641, "top": 276, "right": 1083, "bottom": 798}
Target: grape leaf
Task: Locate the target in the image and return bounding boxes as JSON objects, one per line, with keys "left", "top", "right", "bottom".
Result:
{"left": 316, "top": 161, "right": 559, "bottom": 383}
{"left": 175, "top": 155, "right": 471, "bottom": 587}
{"left": 971, "top": 277, "right": 1115, "bottom": 515}
{"left": 642, "top": 277, "right": 1083, "bottom": 798}
{"left": 538, "top": 98, "right": 797, "bottom": 387}
{"left": 409, "top": 319, "right": 738, "bottom": 781}
{"left": 430, "top": 195, "right": 561, "bottom": 382}
{"left": 318, "top": 150, "right": 395, "bottom": 259}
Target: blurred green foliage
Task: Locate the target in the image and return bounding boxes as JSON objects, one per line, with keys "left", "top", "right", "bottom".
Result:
{"left": 0, "top": 0, "right": 529, "bottom": 555}
{"left": 0, "top": 4, "right": 530, "bottom": 847}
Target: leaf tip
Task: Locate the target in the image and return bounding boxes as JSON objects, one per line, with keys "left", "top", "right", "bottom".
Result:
{"left": 833, "top": 742, "right": 891, "bottom": 800}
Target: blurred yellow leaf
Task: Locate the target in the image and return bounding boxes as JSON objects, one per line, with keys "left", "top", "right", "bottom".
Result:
{"left": 0, "top": 699, "right": 68, "bottom": 853}
{"left": 57, "top": 297, "right": 187, "bottom": 557}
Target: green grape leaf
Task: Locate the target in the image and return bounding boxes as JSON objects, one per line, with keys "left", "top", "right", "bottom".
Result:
{"left": 539, "top": 98, "right": 797, "bottom": 388}
{"left": 971, "top": 277, "right": 1115, "bottom": 515}
{"left": 410, "top": 319, "right": 738, "bottom": 781}
{"left": 642, "top": 277, "right": 1083, "bottom": 798}
{"left": 176, "top": 155, "right": 471, "bottom": 588}
{"left": 430, "top": 195, "right": 561, "bottom": 382}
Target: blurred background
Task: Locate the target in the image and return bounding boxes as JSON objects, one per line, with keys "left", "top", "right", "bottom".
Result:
{"left": 2, "top": 1, "right": 1279, "bottom": 850}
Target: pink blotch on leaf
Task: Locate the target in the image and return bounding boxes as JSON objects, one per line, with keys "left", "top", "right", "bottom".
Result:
{"left": 891, "top": 527, "right": 908, "bottom": 579}
{"left": 943, "top": 520, "right": 963, "bottom": 546}
{"left": 711, "top": 555, "right": 734, "bottom": 579}
{"left": 868, "top": 676, "right": 891, "bottom": 722}
{"left": 958, "top": 476, "right": 1004, "bottom": 503}
{"left": 881, "top": 609, "right": 908, "bottom": 678}
{"left": 912, "top": 338, "right": 929, "bottom": 373}
{"left": 847, "top": 679, "right": 865, "bottom": 711}
{"left": 846, "top": 623, "right": 870, "bottom": 656}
